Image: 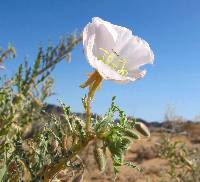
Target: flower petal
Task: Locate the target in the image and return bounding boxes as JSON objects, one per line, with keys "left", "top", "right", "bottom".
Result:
{"left": 84, "top": 36, "right": 147, "bottom": 83}
{"left": 113, "top": 25, "right": 133, "bottom": 53}
{"left": 83, "top": 17, "right": 117, "bottom": 57}
{"left": 118, "top": 36, "right": 154, "bottom": 71}
{"left": 92, "top": 17, "right": 118, "bottom": 43}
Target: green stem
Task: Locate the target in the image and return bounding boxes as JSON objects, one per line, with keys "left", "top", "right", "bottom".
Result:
{"left": 42, "top": 135, "right": 94, "bottom": 182}
{"left": 85, "top": 97, "right": 91, "bottom": 133}
{"left": 85, "top": 73, "right": 102, "bottom": 134}
{"left": 35, "top": 37, "right": 82, "bottom": 77}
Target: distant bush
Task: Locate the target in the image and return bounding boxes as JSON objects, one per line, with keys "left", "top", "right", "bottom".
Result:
{"left": 157, "top": 135, "right": 200, "bottom": 182}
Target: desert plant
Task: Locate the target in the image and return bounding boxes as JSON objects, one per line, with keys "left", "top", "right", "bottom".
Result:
{"left": 0, "top": 17, "right": 154, "bottom": 182}
{"left": 38, "top": 97, "right": 143, "bottom": 181}
{"left": 157, "top": 135, "right": 200, "bottom": 182}
{"left": 0, "top": 33, "right": 82, "bottom": 181}
{"left": 0, "top": 41, "right": 144, "bottom": 182}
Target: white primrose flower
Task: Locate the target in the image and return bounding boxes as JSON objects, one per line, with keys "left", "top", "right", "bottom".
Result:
{"left": 83, "top": 17, "right": 154, "bottom": 83}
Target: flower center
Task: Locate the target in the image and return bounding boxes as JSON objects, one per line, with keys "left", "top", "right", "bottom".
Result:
{"left": 97, "top": 48, "right": 128, "bottom": 77}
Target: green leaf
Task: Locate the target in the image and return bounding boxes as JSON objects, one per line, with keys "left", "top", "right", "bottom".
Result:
{"left": 123, "top": 129, "right": 140, "bottom": 140}
{"left": 0, "top": 160, "right": 7, "bottom": 181}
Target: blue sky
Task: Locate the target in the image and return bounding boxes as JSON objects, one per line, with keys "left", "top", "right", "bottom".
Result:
{"left": 1, "top": 0, "right": 200, "bottom": 121}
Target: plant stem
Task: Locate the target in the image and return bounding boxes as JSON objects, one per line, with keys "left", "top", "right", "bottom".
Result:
{"left": 85, "top": 97, "right": 91, "bottom": 133}
{"left": 85, "top": 72, "right": 102, "bottom": 133}
{"left": 42, "top": 135, "right": 94, "bottom": 182}
{"left": 33, "top": 36, "right": 82, "bottom": 78}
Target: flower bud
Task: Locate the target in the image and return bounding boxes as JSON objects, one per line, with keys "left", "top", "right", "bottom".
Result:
{"left": 135, "top": 122, "right": 150, "bottom": 137}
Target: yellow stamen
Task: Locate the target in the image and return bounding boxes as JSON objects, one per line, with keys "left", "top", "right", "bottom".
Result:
{"left": 98, "top": 48, "right": 128, "bottom": 77}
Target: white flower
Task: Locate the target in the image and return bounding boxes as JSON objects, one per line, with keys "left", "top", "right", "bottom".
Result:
{"left": 83, "top": 17, "right": 154, "bottom": 84}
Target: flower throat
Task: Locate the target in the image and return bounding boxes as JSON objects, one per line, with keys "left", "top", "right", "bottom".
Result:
{"left": 97, "top": 48, "right": 128, "bottom": 77}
